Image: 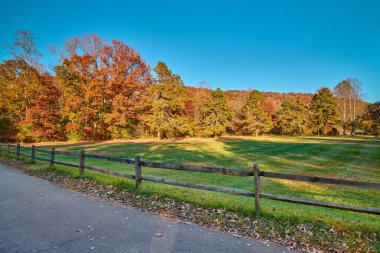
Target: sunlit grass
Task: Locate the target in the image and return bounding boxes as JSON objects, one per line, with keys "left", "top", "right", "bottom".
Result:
{"left": 10, "top": 135, "right": 380, "bottom": 232}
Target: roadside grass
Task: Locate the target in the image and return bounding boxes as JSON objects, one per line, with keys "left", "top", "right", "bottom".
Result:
{"left": 5, "top": 136, "right": 380, "bottom": 233}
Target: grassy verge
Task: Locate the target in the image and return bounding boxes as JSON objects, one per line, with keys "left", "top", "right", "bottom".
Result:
{"left": 2, "top": 136, "right": 379, "bottom": 251}
{"left": 1, "top": 153, "right": 379, "bottom": 252}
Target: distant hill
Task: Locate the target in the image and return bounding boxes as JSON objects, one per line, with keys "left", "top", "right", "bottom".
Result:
{"left": 187, "top": 86, "right": 314, "bottom": 116}
{"left": 224, "top": 90, "right": 314, "bottom": 116}
{"left": 187, "top": 86, "right": 370, "bottom": 118}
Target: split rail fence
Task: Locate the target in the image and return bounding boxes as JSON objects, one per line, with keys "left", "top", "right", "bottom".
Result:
{"left": 1, "top": 143, "right": 379, "bottom": 216}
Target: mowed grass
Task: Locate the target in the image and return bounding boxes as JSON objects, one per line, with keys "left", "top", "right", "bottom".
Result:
{"left": 18, "top": 136, "right": 380, "bottom": 232}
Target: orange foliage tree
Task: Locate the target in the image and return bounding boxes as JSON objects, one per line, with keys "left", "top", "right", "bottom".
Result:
{"left": 0, "top": 59, "right": 61, "bottom": 141}
{"left": 55, "top": 35, "right": 151, "bottom": 140}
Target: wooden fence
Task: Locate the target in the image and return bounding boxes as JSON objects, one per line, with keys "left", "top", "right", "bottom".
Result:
{"left": 1, "top": 143, "right": 379, "bottom": 216}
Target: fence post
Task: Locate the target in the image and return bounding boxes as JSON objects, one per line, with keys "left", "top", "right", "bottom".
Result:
{"left": 50, "top": 147, "right": 55, "bottom": 167}
{"left": 253, "top": 163, "right": 261, "bottom": 216}
{"left": 79, "top": 150, "right": 85, "bottom": 176}
{"left": 8, "top": 143, "right": 10, "bottom": 153}
{"left": 135, "top": 155, "right": 142, "bottom": 188}
{"left": 16, "top": 143, "right": 20, "bottom": 158}
{"left": 31, "top": 145, "right": 36, "bottom": 163}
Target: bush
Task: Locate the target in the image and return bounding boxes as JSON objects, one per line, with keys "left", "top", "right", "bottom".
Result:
{"left": 66, "top": 132, "right": 82, "bottom": 142}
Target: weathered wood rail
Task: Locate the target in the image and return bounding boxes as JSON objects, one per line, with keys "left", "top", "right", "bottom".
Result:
{"left": 1, "top": 143, "right": 379, "bottom": 216}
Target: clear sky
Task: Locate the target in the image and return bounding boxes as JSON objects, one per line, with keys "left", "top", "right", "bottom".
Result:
{"left": 1, "top": 0, "right": 379, "bottom": 102}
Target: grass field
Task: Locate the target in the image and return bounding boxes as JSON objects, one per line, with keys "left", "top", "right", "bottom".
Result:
{"left": 15, "top": 136, "right": 380, "bottom": 232}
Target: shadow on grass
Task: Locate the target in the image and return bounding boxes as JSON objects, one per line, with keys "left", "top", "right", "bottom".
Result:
{"left": 41, "top": 136, "right": 380, "bottom": 181}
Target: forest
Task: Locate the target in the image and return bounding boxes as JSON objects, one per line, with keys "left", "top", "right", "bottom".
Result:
{"left": 0, "top": 31, "right": 379, "bottom": 142}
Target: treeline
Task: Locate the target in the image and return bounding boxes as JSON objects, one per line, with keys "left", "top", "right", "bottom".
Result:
{"left": 0, "top": 31, "right": 379, "bottom": 142}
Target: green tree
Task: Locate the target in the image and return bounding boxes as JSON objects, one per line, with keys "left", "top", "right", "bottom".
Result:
{"left": 201, "top": 88, "right": 233, "bottom": 137}
{"left": 146, "top": 62, "right": 193, "bottom": 139}
{"left": 276, "top": 99, "right": 311, "bottom": 136}
{"left": 233, "top": 90, "right": 272, "bottom": 136}
{"left": 310, "top": 87, "right": 339, "bottom": 135}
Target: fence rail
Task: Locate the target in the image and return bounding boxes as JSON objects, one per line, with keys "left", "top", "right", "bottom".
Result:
{"left": 259, "top": 171, "right": 380, "bottom": 190}
{"left": 84, "top": 153, "right": 135, "bottom": 164}
{"left": 35, "top": 147, "right": 51, "bottom": 153}
{"left": 1, "top": 143, "right": 379, "bottom": 216}
{"left": 140, "top": 161, "right": 253, "bottom": 176}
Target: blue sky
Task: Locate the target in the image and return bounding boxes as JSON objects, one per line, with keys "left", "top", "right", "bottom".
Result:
{"left": 1, "top": 0, "right": 379, "bottom": 102}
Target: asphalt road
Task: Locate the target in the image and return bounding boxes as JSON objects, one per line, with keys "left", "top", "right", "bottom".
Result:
{"left": 0, "top": 163, "right": 295, "bottom": 253}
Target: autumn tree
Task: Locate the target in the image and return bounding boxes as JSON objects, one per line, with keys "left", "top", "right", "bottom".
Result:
{"left": 0, "top": 60, "right": 61, "bottom": 141}
{"left": 361, "top": 102, "right": 380, "bottom": 136}
{"left": 55, "top": 35, "right": 151, "bottom": 140}
{"left": 224, "top": 90, "right": 249, "bottom": 117}
{"left": 0, "top": 59, "right": 39, "bottom": 140}
{"left": 101, "top": 40, "right": 151, "bottom": 138}
{"left": 191, "top": 81, "right": 212, "bottom": 135}
{"left": 233, "top": 90, "right": 272, "bottom": 136}
{"left": 17, "top": 73, "right": 61, "bottom": 141}
{"left": 7, "top": 30, "right": 42, "bottom": 70}
{"left": 200, "top": 88, "right": 233, "bottom": 137}
{"left": 55, "top": 56, "right": 98, "bottom": 140}
{"left": 333, "top": 78, "right": 363, "bottom": 135}
{"left": 145, "top": 62, "right": 193, "bottom": 139}
{"left": 310, "top": 87, "right": 339, "bottom": 135}
{"left": 0, "top": 31, "right": 60, "bottom": 141}
{"left": 275, "top": 99, "right": 311, "bottom": 136}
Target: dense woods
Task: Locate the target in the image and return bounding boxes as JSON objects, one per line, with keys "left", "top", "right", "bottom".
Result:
{"left": 0, "top": 31, "right": 378, "bottom": 142}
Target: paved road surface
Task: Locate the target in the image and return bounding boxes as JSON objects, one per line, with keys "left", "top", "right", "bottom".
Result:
{"left": 0, "top": 163, "right": 294, "bottom": 253}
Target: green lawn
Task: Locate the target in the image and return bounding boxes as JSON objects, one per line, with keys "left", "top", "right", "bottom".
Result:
{"left": 16, "top": 136, "right": 380, "bottom": 232}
